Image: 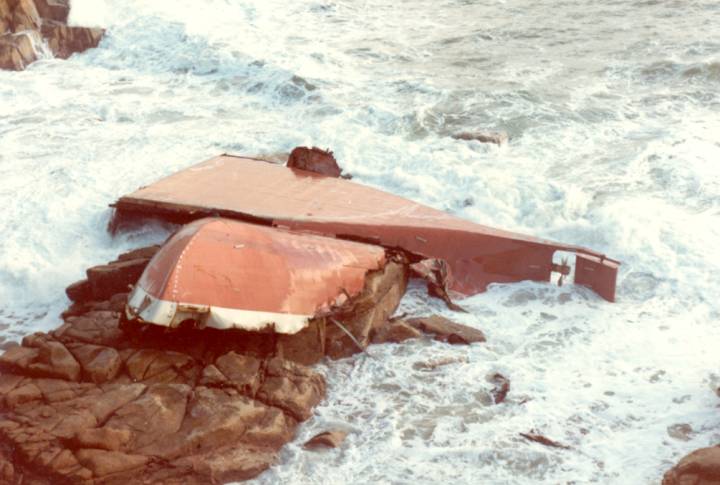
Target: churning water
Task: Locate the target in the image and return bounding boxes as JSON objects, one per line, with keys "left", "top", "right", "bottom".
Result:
{"left": 1, "top": 0, "right": 719, "bottom": 483}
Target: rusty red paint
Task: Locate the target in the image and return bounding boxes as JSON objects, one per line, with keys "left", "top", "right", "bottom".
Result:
{"left": 127, "top": 217, "right": 386, "bottom": 332}
{"left": 113, "top": 155, "right": 620, "bottom": 301}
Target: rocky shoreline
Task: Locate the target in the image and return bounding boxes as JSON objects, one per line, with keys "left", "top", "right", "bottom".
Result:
{"left": 0, "top": 245, "right": 487, "bottom": 484}
{"left": 0, "top": 0, "right": 103, "bottom": 70}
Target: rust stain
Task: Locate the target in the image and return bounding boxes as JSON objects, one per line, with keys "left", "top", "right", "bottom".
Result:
{"left": 113, "top": 155, "right": 620, "bottom": 301}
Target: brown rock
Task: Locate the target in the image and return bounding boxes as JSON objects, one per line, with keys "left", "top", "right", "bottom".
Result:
{"left": 663, "top": 446, "right": 720, "bottom": 485}
{"left": 67, "top": 343, "right": 122, "bottom": 383}
{"left": 406, "top": 315, "right": 486, "bottom": 344}
{"left": 0, "top": 31, "right": 38, "bottom": 70}
{"left": 0, "top": 306, "right": 327, "bottom": 484}
{"left": 325, "top": 260, "right": 408, "bottom": 359}
{"left": 257, "top": 357, "right": 326, "bottom": 421}
{"left": 287, "top": 146, "right": 343, "bottom": 178}
{"left": 65, "top": 278, "right": 92, "bottom": 302}
{"left": 26, "top": 337, "right": 81, "bottom": 381}
{"left": 10, "top": 0, "right": 41, "bottom": 32}
{"left": 276, "top": 318, "right": 326, "bottom": 366}
{"left": 41, "top": 21, "right": 104, "bottom": 59}
{"left": 33, "top": 0, "right": 69, "bottom": 23}
{"left": 86, "top": 257, "right": 149, "bottom": 301}
{"left": 0, "top": 0, "right": 12, "bottom": 34}
{"left": 489, "top": 373, "right": 510, "bottom": 404}
{"left": 303, "top": 429, "right": 348, "bottom": 450}
{"left": 214, "top": 351, "right": 262, "bottom": 394}
{"left": 371, "top": 320, "right": 422, "bottom": 344}
{"left": 75, "top": 448, "right": 150, "bottom": 478}
{"left": 72, "top": 427, "right": 133, "bottom": 451}
{"left": 117, "top": 244, "right": 160, "bottom": 262}
{"left": 54, "top": 310, "right": 124, "bottom": 347}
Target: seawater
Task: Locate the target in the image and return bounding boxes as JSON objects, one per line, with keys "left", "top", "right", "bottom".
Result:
{"left": 1, "top": 0, "right": 719, "bottom": 483}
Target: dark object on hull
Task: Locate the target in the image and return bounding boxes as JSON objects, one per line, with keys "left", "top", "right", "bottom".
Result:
{"left": 110, "top": 154, "right": 619, "bottom": 302}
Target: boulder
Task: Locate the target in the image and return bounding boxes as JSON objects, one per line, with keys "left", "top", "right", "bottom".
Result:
{"left": 0, "top": 31, "right": 38, "bottom": 70}
{"left": 86, "top": 257, "right": 150, "bottom": 301}
{"left": 371, "top": 319, "right": 422, "bottom": 344}
{"left": 406, "top": 315, "right": 486, "bottom": 345}
{"left": 663, "top": 446, "right": 720, "bottom": 485}
{"left": 33, "top": 0, "right": 69, "bottom": 23}
{"left": 40, "top": 20, "right": 103, "bottom": 59}
{"left": 65, "top": 278, "right": 92, "bottom": 302}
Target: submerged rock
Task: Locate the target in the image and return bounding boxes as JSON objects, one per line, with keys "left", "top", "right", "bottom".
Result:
{"left": 303, "top": 430, "right": 348, "bottom": 450}
{"left": 451, "top": 131, "right": 509, "bottom": 146}
{"left": 406, "top": 315, "right": 486, "bottom": 345}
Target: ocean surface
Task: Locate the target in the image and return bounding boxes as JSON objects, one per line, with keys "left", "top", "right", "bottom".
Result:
{"left": 1, "top": 0, "right": 719, "bottom": 483}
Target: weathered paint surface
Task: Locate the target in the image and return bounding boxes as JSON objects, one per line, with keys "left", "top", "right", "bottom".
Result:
{"left": 126, "top": 217, "right": 387, "bottom": 333}
{"left": 113, "top": 155, "right": 619, "bottom": 301}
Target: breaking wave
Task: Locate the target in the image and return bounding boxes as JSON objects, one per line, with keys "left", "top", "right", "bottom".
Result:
{"left": 1, "top": 0, "right": 719, "bottom": 483}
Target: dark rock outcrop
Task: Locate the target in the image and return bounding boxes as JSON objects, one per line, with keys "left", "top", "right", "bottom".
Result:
{"left": 406, "top": 315, "right": 486, "bottom": 344}
{"left": 0, "top": 0, "right": 103, "bottom": 70}
{"left": 0, "top": 309, "right": 326, "bottom": 484}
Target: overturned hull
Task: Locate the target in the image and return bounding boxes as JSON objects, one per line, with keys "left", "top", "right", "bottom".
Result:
{"left": 113, "top": 155, "right": 619, "bottom": 301}
{"left": 126, "top": 217, "right": 388, "bottom": 333}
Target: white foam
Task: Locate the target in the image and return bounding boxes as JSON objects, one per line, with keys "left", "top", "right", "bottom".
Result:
{"left": 1, "top": 0, "right": 719, "bottom": 482}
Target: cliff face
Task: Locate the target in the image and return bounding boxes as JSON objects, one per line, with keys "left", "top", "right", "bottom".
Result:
{"left": 0, "top": 0, "right": 103, "bottom": 70}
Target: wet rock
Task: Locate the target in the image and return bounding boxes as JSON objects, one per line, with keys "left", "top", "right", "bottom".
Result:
{"left": 276, "top": 318, "right": 326, "bottom": 366}
{"left": 0, "top": 315, "right": 326, "bottom": 484}
{"left": 0, "top": 31, "right": 38, "bottom": 70}
{"left": 33, "top": 0, "right": 68, "bottom": 23}
{"left": 452, "top": 131, "right": 509, "bottom": 146}
{"left": 65, "top": 278, "right": 92, "bottom": 302}
{"left": 0, "top": 0, "right": 103, "bottom": 70}
{"left": 40, "top": 21, "right": 103, "bottom": 59}
{"left": 663, "top": 446, "right": 720, "bottom": 485}
{"left": 256, "top": 357, "right": 327, "bottom": 421}
{"left": 667, "top": 423, "right": 694, "bottom": 442}
{"left": 325, "top": 260, "right": 408, "bottom": 359}
{"left": 371, "top": 319, "right": 422, "bottom": 344}
{"left": 413, "top": 356, "right": 468, "bottom": 371}
{"left": 287, "top": 146, "right": 343, "bottom": 178}
{"left": 489, "top": 373, "right": 510, "bottom": 404}
{"left": 303, "top": 430, "right": 348, "bottom": 450}
{"left": 86, "top": 257, "right": 150, "bottom": 301}
{"left": 519, "top": 431, "right": 569, "bottom": 449}
{"left": 406, "top": 315, "right": 486, "bottom": 345}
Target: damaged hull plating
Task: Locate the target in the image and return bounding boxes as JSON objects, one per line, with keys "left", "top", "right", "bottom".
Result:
{"left": 113, "top": 155, "right": 620, "bottom": 301}
{"left": 126, "top": 217, "right": 387, "bottom": 333}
